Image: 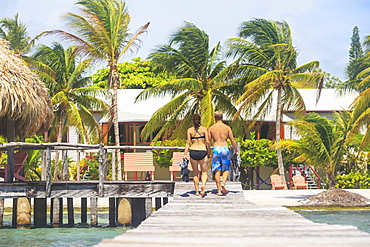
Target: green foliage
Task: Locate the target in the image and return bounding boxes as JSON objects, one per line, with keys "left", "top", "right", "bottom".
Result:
{"left": 151, "top": 139, "right": 186, "bottom": 168}
{"left": 239, "top": 132, "right": 277, "bottom": 167}
{"left": 92, "top": 58, "right": 171, "bottom": 89}
{"left": 24, "top": 135, "right": 44, "bottom": 180}
{"left": 336, "top": 171, "right": 370, "bottom": 189}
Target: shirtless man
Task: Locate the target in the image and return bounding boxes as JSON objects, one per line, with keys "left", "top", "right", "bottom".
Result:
{"left": 208, "top": 111, "right": 238, "bottom": 195}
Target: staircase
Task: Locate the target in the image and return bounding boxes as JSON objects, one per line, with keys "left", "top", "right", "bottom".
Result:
{"left": 290, "top": 165, "right": 320, "bottom": 189}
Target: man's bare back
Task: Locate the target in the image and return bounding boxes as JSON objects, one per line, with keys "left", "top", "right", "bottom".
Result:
{"left": 208, "top": 122, "right": 233, "bottom": 147}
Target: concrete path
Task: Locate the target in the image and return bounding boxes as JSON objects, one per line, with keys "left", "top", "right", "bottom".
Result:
{"left": 243, "top": 188, "right": 370, "bottom": 206}
{"left": 94, "top": 182, "right": 370, "bottom": 247}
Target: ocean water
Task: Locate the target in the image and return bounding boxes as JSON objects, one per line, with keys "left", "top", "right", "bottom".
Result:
{"left": 295, "top": 209, "right": 370, "bottom": 233}
{"left": 0, "top": 210, "right": 129, "bottom": 247}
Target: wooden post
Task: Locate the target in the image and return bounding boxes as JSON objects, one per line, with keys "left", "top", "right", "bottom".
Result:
{"left": 117, "top": 198, "right": 131, "bottom": 226}
{"left": 112, "top": 149, "right": 116, "bottom": 180}
{"left": 155, "top": 198, "right": 162, "bottom": 211}
{"left": 45, "top": 147, "right": 52, "bottom": 197}
{"left": 109, "top": 198, "right": 116, "bottom": 227}
{"left": 0, "top": 198, "right": 4, "bottom": 228}
{"left": 76, "top": 151, "right": 80, "bottom": 181}
{"left": 17, "top": 197, "right": 31, "bottom": 228}
{"left": 98, "top": 143, "right": 105, "bottom": 197}
{"left": 67, "top": 198, "right": 74, "bottom": 227}
{"left": 130, "top": 198, "right": 152, "bottom": 227}
{"left": 34, "top": 198, "right": 47, "bottom": 227}
{"left": 62, "top": 150, "right": 68, "bottom": 181}
{"left": 90, "top": 197, "right": 98, "bottom": 227}
{"left": 81, "top": 198, "right": 87, "bottom": 224}
{"left": 51, "top": 198, "right": 63, "bottom": 227}
{"left": 41, "top": 150, "right": 47, "bottom": 180}
{"left": 12, "top": 198, "right": 17, "bottom": 228}
{"left": 6, "top": 118, "right": 15, "bottom": 182}
{"left": 163, "top": 197, "right": 168, "bottom": 205}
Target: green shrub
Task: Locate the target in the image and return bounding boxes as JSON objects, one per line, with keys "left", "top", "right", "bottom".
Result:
{"left": 151, "top": 139, "right": 186, "bottom": 168}
{"left": 336, "top": 171, "right": 370, "bottom": 189}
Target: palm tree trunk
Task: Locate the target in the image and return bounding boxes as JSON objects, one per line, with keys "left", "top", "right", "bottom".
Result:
{"left": 276, "top": 87, "right": 286, "bottom": 182}
{"left": 109, "top": 66, "right": 122, "bottom": 180}
{"left": 327, "top": 170, "right": 337, "bottom": 188}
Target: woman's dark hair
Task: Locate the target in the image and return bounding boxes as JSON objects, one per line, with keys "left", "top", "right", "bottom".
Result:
{"left": 192, "top": 114, "right": 201, "bottom": 130}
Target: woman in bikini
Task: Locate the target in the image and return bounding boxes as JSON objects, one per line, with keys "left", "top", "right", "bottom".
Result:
{"left": 184, "top": 114, "right": 210, "bottom": 196}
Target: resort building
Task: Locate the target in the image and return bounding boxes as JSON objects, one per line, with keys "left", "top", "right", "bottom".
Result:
{"left": 97, "top": 88, "right": 359, "bottom": 145}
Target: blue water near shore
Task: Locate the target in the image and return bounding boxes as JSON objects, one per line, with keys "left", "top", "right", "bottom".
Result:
{"left": 0, "top": 210, "right": 369, "bottom": 246}
{"left": 295, "top": 209, "right": 370, "bottom": 233}
{"left": 0, "top": 211, "right": 129, "bottom": 247}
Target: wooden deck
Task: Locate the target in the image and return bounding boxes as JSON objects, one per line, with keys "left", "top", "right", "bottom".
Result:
{"left": 95, "top": 181, "right": 370, "bottom": 247}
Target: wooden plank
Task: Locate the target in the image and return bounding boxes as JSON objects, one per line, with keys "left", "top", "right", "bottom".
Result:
{"left": 0, "top": 181, "right": 174, "bottom": 198}
{"left": 94, "top": 182, "right": 370, "bottom": 247}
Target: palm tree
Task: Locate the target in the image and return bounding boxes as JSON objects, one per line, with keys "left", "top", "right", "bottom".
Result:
{"left": 32, "top": 42, "right": 110, "bottom": 179}
{"left": 226, "top": 18, "right": 324, "bottom": 182}
{"left": 0, "top": 14, "right": 33, "bottom": 55}
{"left": 43, "top": 0, "right": 149, "bottom": 179}
{"left": 138, "top": 21, "right": 242, "bottom": 141}
{"left": 276, "top": 112, "right": 352, "bottom": 187}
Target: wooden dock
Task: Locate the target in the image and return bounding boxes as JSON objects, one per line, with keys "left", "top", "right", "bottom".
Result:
{"left": 95, "top": 182, "right": 370, "bottom": 247}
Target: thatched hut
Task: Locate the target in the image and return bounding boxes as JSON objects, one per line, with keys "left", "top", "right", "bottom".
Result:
{"left": 0, "top": 39, "right": 53, "bottom": 181}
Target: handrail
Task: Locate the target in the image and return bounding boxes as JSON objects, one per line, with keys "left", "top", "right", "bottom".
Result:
{"left": 289, "top": 164, "right": 321, "bottom": 189}
{"left": 307, "top": 164, "right": 321, "bottom": 189}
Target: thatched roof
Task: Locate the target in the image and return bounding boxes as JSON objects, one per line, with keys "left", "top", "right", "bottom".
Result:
{"left": 0, "top": 39, "right": 53, "bottom": 138}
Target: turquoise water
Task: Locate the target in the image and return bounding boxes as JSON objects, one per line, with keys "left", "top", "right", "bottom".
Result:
{"left": 0, "top": 211, "right": 129, "bottom": 247}
{"left": 295, "top": 209, "right": 370, "bottom": 233}
{"left": 0, "top": 227, "right": 127, "bottom": 247}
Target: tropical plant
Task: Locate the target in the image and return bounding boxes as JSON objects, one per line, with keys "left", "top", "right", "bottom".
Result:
{"left": 43, "top": 0, "right": 149, "bottom": 178}
{"left": 151, "top": 139, "right": 186, "bottom": 168}
{"left": 0, "top": 14, "right": 34, "bottom": 55}
{"left": 92, "top": 58, "right": 171, "bottom": 89}
{"left": 336, "top": 171, "right": 370, "bottom": 189}
{"left": 138, "top": 21, "right": 242, "bottom": 141}
{"left": 239, "top": 132, "right": 276, "bottom": 167}
{"left": 31, "top": 42, "right": 110, "bottom": 179}
{"left": 276, "top": 112, "right": 352, "bottom": 187}
{"left": 32, "top": 42, "right": 110, "bottom": 144}
{"left": 226, "top": 18, "right": 324, "bottom": 182}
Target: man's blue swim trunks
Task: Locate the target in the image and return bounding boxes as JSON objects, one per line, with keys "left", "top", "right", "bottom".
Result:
{"left": 211, "top": 146, "right": 230, "bottom": 172}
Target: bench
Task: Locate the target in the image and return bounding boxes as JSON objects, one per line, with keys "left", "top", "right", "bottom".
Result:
{"left": 123, "top": 152, "right": 155, "bottom": 181}
{"left": 0, "top": 150, "right": 28, "bottom": 182}
{"left": 292, "top": 175, "right": 308, "bottom": 189}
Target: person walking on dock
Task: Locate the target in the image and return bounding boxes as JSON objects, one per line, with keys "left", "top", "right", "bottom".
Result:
{"left": 209, "top": 111, "right": 238, "bottom": 195}
{"left": 184, "top": 114, "right": 210, "bottom": 196}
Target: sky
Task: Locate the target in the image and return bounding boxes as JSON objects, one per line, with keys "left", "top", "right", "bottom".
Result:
{"left": 1, "top": 0, "right": 370, "bottom": 81}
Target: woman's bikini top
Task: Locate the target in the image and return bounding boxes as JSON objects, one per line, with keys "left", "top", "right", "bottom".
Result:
{"left": 191, "top": 129, "right": 205, "bottom": 140}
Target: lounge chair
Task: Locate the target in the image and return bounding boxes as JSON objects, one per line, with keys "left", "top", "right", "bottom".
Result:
{"left": 292, "top": 175, "right": 308, "bottom": 189}
{"left": 0, "top": 150, "right": 28, "bottom": 182}
{"left": 270, "top": 174, "right": 287, "bottom": 190}
{"left": 123, "top": 152, "right": 155, "bottom": 181}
